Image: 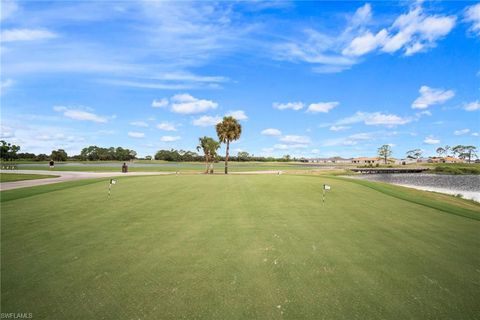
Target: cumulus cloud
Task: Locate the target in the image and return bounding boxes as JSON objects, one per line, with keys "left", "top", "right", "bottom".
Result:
{"left": 342, "top": 29, "right": 388, "bottom": 56}
{"left": 0, "top": 125, "right": 15, "bottom": 139}
{"left": 261, "top": 128, "right": 282, "bottom": 136}
{"left": 464, "top": 100, "right": 480, "bottom": 111}
{"left": 454, "top": 129, "right": 470, "bottom": 136}
{"left": 322, "top": 132, "right": 373, "bottom": 147}
{"left": 423, "top": 135, "right": 440, "bottom": 145}
{"left": 307, "top": 101, "right": 339, "bottom": 113}
{"left": 464, "top": 3, "right": 480, "bottom": 37}
{"left": 279, "top": 135, "right": 311, "bottom": 144}
{"left": 1, "top": 28, "right": 58, "bottom": 42}
{"left": 156, "top": 122, "right": 177, "bottom": 131}
{"left": 169, "top": 93, "right": 217, "bottom": 114}
{"left": 273, "top": 102, "right": 304, "bottom": 111}
{"left": 0, "top": 79, "right": 14, "bottom": 95}
{"left": 192, "top": 115, "right": 222, "bottom": 127}
{"left": 329, "top": 125, "right": 350, "bottom": 132}
{"left": 152, "top": 98, "right": 169, "bottom": 108}
{"left": 160, "top": 135, "right": 180, "bottom": 142}
{"left": 128, "top": 131, "right": 145, "bottom": 138}
{"left": 53, "top": 106, "right": 109, "bottom": 123}
{"left": 412, "top": 86, "right": 455, "bottom": 109}
{"left": 336, "top": 111, "right": 411, "bottom": 126}
{"left": 381, "top": 6, "right": 456, "bottom": 56}
{"left": 130, "top": 121, "right": 149, "bottom": 127}
{"left": 226, "top": 110, "right": 248, "bottom": 120}
{"left": 277, "top": 2, "right": 456, "bottom": 74}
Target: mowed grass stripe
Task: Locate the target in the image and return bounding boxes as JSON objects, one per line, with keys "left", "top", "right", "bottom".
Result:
{"left": 2, "top": 175, "right": 479, "bottom": 319}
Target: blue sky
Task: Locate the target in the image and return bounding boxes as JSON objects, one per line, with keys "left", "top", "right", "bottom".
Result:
{"left": 1, "top": 0, "right": 479, "bottom": 158}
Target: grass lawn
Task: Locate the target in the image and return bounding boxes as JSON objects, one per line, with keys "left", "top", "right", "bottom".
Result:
{"left": 0, "top": 172, "right": 59, "bottom": 182}
{"left": 1, "top": 175, "right": 479, "bottom": 319}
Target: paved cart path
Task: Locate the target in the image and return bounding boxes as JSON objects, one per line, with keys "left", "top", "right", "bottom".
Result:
{"left": 0, "top": 170, "right": 175, "bottom": 191}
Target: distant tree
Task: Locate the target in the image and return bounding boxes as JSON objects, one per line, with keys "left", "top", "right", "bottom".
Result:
{"left": 283, "top": 154, "right": 291, "bottom": 162}
{"left": 378, "top": 144, "right": 392, "bottom": 164}
{"left": 50, "top": 149, "right": 68, "bottom": 161}
{"left": 453, "top": 145, "right": 477, "bottom": 163}
{"left": 237, "top": 151, "right": 250, "bottom": 162}
{"left": 436, "top": 147, "right": 445, "bottom": 157}
{"left": 197, "top": 136, "right": 220, "bottom": 173}
{"left": 406, "top": 149, "right": 422, "bottom": 159}
{"left": 0, "top": 140, "right": 20, "bottom": 161}
{"left": 216, "top": 116, "right": 242, "bottom": 174}
{"left": 145, "top": 155, "right": 152, "bottom": 160}
{"left": 36, "top": 154, "right": 49, "bottom": 161}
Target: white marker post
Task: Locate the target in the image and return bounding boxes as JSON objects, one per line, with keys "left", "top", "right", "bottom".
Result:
{"left": 108, "top": 179, "right": 117, "bottom": 196}
{"left": 323, "top": 184, "right": 331, "bottom": 205}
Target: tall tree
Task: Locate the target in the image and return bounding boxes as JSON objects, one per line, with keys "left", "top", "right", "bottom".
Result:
{"left": 406, "top": 149, "right": 422, "bottom": 159}
{"left": 196, "top": 136, "right": 220, "bottom": 173}
{"left": 216, "top": 116, "right": 242, "bottom": 174}
{"left": 377, "top": 144, "right": 392, "bottom": 164}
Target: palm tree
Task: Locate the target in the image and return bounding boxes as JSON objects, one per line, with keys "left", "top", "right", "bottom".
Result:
{"left": 196, "top": 136, "right": 220, "bottom": 174}
{"left": 216, "top": 116, "right": 242, "bottom": 174}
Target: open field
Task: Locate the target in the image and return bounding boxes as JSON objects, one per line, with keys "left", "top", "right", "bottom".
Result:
{"left": 0, "top": 173, "right": 59, "bottom": 182}
{"left": 1, "top": 174, "right": 479, "bottom": 319}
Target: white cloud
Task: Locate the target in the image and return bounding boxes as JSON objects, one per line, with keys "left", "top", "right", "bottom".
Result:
{"left": 226, "top": 110, "right": 248, "bottom": 120}
{"left": 342, "top": 29, "right": 388, "bottom": 56}
{"left": 454, "top": 129, "right": 470, "bottom": 136}
{"left": 423, "top": 135, "right": 440, "bottom": 145}
{"left": 261, "top": 128, "right": 282, "bottom": 136}
{"left": 337, "top": 111, "right": 411, "bottom": 126}
{"left": 170, "top": 93, "right": 217, "bottom": 114}
{"left": 279, "top": 135, "right": 311, "bottom": 144}
{"left": 381, "top": 6, "right": 456, "bottom": 56}
{"left": 412, "top": 86, "right": 455, "bottom": 109}
{"left": 130, "top": 121, "right": 149, "bottom": 127}
{"left": 276, "top": 3, "right": 455, "bottom": 73}
{"left": 0, "top": 79, "right": 14, "bottom": 95}
{"left": 128, "top": 131, "right": 145, "bottom": 138}
{"left": 152, "top": 98, "right": 169, "bottom": 108}
{"left": 273, "top": 143, "right": 308, "bottom": 150}
{"left": 464, "top": 100, "right": 480, "bottom": 111}
{"left": 0, "top": 0, "right": 18, "bottom": 21}
{"left": 192, "top": 115, "right": 222, "bottom": 127}
{"left": 160, "top": 135, "right": 180, "bottom": 142}
{"left": 273, "top": 102, "right": 304, "bottom": 111}
{"left": 472, "top": 132, "right": 479, "bottom": 137}
{"left": 1, "top": 28, "right": 58, "bottom": 42}
{"left": 329, "top": 125, "right": 350, "bottom": 132}
{"left": 465, "top": 3, "right": 480, "bottom": 37}
{"left": 322, "top": 132, "right": 373, "bottom": 147}
{"left": 307, "top": 101, "right": 339, "bottom": 113}
{"left": 156, "top": 122, "right": 177, "bottom": 131}
{"left": 53, "top": 106, "right": 109, "bottom": 123}
{"left": 0, "top": 125, "right": 15, "bottom": 139}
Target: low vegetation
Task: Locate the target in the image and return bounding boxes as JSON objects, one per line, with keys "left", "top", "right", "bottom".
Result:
{"left": 1, "top": 175, "right": 479, "bottom": 319}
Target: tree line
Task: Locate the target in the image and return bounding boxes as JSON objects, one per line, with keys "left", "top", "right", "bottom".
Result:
{"left": 377, "top": 144, "right": 478, "bottom": 163}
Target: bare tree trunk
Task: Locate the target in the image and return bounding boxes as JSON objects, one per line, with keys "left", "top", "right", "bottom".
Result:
{"left": 225, "top": 140, "right": 230, "bottom": 174}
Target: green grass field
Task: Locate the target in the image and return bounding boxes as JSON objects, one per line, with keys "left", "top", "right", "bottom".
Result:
{"left": 0, "top": 172, "right": 59, "bottom": 182}
{"left": 1, "top": 175, "right": 479, "bottom": 319}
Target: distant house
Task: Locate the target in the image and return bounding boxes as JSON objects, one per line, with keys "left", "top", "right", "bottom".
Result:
{"left": 417, "top": 157, "right": 430, "bottom": 163}
{"left": 307, "top": 157, "right": 352, "bottom": 163}
{"left": 428, "top": 156, "right": 464, "bottom": 164}
{"left": 395, "top": 158, "right": 417, "bottom": 165}
{"left": 351, "top": 157, "right": 383, "bottom": 165}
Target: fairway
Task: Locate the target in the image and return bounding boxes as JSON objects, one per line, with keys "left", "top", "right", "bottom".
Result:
{"left": 1, "top": 175, "right": 479, "bottom": 319}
